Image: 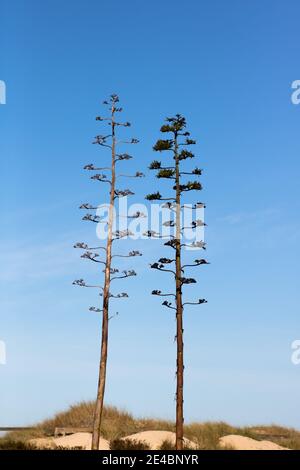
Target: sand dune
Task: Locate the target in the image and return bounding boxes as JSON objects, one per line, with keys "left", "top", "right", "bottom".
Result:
{"left": 31, "top": 430, "right": 196, "bottom": 450}
{"left": 30, "top": 432, "right": 109, "bottom": 450}
{"left": 219, "top": 434, "right": 289, "bottom": 450}
{"left": 122, "top": 430, "right": 197, "bottom": 449}
{"left": 31, "top": 430, "right": 290, "bottom": 451}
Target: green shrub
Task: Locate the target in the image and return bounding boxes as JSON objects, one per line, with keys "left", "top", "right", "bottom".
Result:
{"left": 110, "top": 438, "right": 150, "bottom": 450}
{"left": 159, "top": 439, "right": 194, "bottom": 450}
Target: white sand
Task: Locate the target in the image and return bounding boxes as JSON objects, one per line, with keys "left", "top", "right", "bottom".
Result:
{"left": 122, "top": 430, "right": 197, "bottom": 450}
{"left": 31, "top": 430, "right": 290, "bottom": 451}
{"left": 30, "top": 432, "right": 109, "bottom": 450}
{"left": 219, "top": 434, "right": 289, "bottom": 450}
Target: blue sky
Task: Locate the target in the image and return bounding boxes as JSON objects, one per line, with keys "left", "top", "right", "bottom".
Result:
{"left": 1, "top": 0, "right": 300, "bottom": 429}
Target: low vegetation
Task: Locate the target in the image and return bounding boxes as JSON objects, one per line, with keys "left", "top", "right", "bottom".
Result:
{"left": 110, "top": 439, "right": 150, "bottom": 451}
{"left": 1, "top": 402, "right": 300, "bottom": 450}
{"left": 0, "top": 440, "right": 81, "bottom": 451}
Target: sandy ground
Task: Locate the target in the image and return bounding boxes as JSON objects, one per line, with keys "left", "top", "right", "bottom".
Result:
{"left": 30, "top": 432, "right": 109, "bottom": 450}
{"left": 121, "top": 430, "right": 197, "bottom": 449}
{"left": 30, "top": 430, "right": 290, "bottom": 450}
{"left": 219, "top": 434, "right": 289, "bottom": 450}
{"left": 31, "top": 430, "right": 196, "bottom": 450}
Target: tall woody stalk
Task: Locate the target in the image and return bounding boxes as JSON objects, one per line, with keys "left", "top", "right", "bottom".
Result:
{"left": 73, "top": 94, "right": 143, "bottom": 450}
{"left": 146, "top": 114, "right": 208, "bottom": 450}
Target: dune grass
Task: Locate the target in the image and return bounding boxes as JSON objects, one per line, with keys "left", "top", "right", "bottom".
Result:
{"left": 0, "top": 439, "right": 38, "bottom": 450}
{"left": 110, "top": 438, "right": 150, "bottom": 450}
{"left": 2, "top": 401, "right": 300, "bottom": 450}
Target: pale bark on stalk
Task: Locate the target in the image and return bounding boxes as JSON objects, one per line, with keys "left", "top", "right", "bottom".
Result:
{"left": 91, "top": 106, "right": 116, "bottom": 450}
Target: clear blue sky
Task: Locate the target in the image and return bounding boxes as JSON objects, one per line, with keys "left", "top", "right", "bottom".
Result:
{"left": 1, "top": 0, "right": 300, "bottom": 429}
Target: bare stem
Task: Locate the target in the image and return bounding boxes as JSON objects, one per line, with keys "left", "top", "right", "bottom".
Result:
{"left": 92, "top": 104, "right": 116, "bottom": 450}
{"left": 174, "top": 132, "right": 184, "bottom": 451}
